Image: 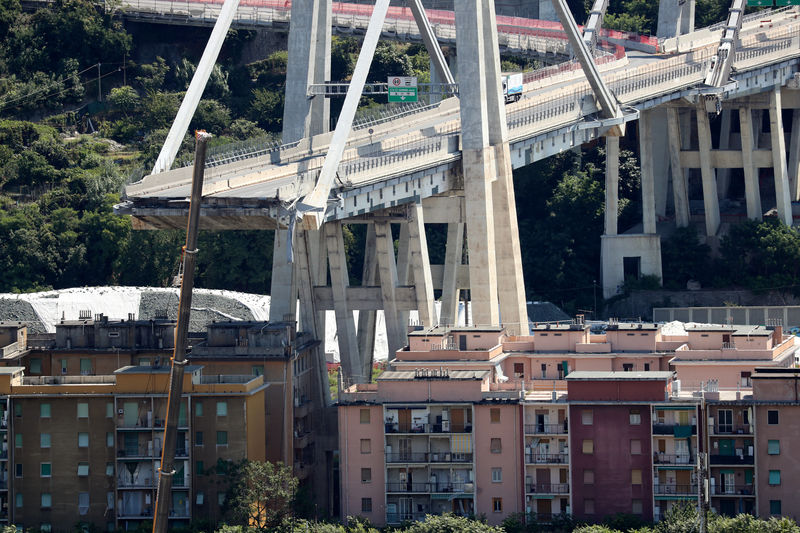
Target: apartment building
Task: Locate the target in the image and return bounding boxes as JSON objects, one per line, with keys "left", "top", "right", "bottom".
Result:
{"left": 338, "top": 322, "right": 800, "bottom": 526}
{"left": 0, "top": 314, "right": 333, "bottom": 529}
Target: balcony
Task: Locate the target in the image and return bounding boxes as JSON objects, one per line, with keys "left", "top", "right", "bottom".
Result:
{"left": 709, "top": 454, "right": 754, "bottom": 466}
{"left": 384, "top": 422, "right": 472, "bottom": 434}
{"left": 386, "top": 482, "right": 473, "bottom": 494}
{"left": 654, "top": 453, "right": 695, "bottom": 466}
{"left": 524, "top": 423, "right": 568, "bottom": 435}
{"left": 293, "top": 431, "right": 313, "bottom": 450}
{"left": 652, "top": 424, "right": 696, "bottom": 436}
{"left": 525, "top": 453, "right": 568, "bottom": 464}
{"left": 712, "top": 484, "right": 755, "bottom": 496}
{"left": 654, "top": 484, "right": 698, "bottom": 496}
{"left": 711, "top": 424, "right": 752, "bottom": 435}
{"left": 117, "top": 481, "right": 156, "bottom": 489}
{"left": 385, "top": 452, "right": 473, "bottom": 464}
{"left": 526, "top": 483, "right": 569, "bottom": 494}
{"left": 386, "top": 482, "right": 432, "bottom": 493}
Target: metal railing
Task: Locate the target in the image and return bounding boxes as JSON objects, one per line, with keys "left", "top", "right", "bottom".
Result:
{"left": 384, "top": 421, "right": 472, "bottom": 434}
{"left": 385, "top": 452, "right": 473, "bottom": 463}
{"left": 524, "top": 423, "right": 568, "bottom": 434}
{"left": 525, "top": 453, "right": 569, "bottom": 464}
{"left": 654, "top": 453, "right": 695, "bottom": 465}
{"left": 526, "top": 483, "right": 569, "bottom": 494}
{"left": 712, "top": 423, "right": 752, "bottom": 435}
{"left": 655, "top": 484, "right": 698, "bottom": 495}
{"left": 653, "top": 424, "right": 697, "bottom": 435}
{"left": 712, "top": 484, "right": 755, "bottom": 496}
{"left": 710, "top": 454, "right": 754, "bottom": 465}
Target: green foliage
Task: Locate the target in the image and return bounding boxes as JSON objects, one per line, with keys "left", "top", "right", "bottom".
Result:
{"left": 249, "top": 88, "right": 284, "bottom": 132}
{"left": 661, "top": 226, "right": 711, "bottom": 289}
{"left": 224, "top": 460, "right": 299, "bottom": 530}
{"left": 108, "top": 86, "right": 140, "bottom": 116}
{"left": 403, "top": 514, "right": 504, "bottom": 533}
{"left": 191, "top": 99, "right": 232, "bottom": 136}
{"left": 604, "top": 0, "right": 659, "bottom": 33}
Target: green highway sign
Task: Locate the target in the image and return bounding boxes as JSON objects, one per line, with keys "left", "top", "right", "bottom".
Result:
{"left": 747, "top": 0, "right": 772, "bottom": 5}
{"left": 388, "top": 76, "right": 418, "bottom": 103}
{"left": 775, "top": 0, "right": 800, "bottom": 6}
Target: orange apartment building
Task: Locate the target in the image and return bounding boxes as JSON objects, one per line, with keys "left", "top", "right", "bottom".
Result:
{"left": 338, "top": 321, "right": 800, "bottom": 526}
{"left": 0, "top": 314, "right": 333, "bottom": 530}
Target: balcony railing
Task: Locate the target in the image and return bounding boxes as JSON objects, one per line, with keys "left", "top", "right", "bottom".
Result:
{"left": 385, "top": 482, "right": 473, "bottom": 493}
{"left": 524, "top": 423, "right": 568, "bottom": 435}
{"left": 712, "top": 484, "right": 755, "bottom": 496}
{"left": 709, "top": 454, "right": 754, "bottom": 465}
{"left": 526, "top": 483, "right": 569, "bottom": 494}
{"left": 385, "top": 452, "right": 473, "bottom": 463}
{"left": 654, "top": 484, "right": 698, "bottom": 496}
{"left": 712, "top": 424, "right": 752, "bottom": 435}
{"left": 385, "top": 422, "right": 472, "bottom": 434}
{"left": 653, "top": 424, "right": 697, "bottom": 435}
{"left": 386, "top": 482, "right": 432, "bottom": 493}
{"left": 525, "top": 453, "right": 568, "bottom": 464}
{"left": 654, "top": 453, "right": 695, "bottom": 465}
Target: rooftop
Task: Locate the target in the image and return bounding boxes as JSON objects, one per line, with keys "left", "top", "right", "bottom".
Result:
{"left": 407, "top": 326, "right": 505, "bottom": 336}
{"left": 566, "top": 370, "right": 675, "bottom": 381}
{"left": 378, "top": 369, "right": 489, "bottom": 381}
{"left": 114, "top": 365, "right": 203, "bottom": 374}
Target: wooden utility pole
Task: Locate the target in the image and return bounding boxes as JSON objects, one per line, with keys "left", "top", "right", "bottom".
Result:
{"left": 152, "top": 131, "right": 210, "bottom": 533}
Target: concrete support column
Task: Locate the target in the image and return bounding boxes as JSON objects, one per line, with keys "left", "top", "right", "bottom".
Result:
{"left": 440, "top": 222, "right": 464, "bottom": 327}
{"left": 769, "top": 87, "right": 792, "bottom": 226}
{"left": 324, "top": 222, "right": 362, "bottom": 383}
{"left": 283, "top": 0, "right": 331, "bottom": 142}
{"left": 667, "top": 108, "right": 690, "bottom": 227}
{"left": 605, "top": 135, "right": 620, "bottom": 235}
{"left": 356, "top": 224, "right": 378, "bottom": 377}
{"left": 696, "top": 105, "right": 721, "bottom": 237}
{"left": 269, "top": 229, "right": 297, "bottom": 322}
{"left": 639, "top": 111, "right": 657, "bottom": 234}
{"left": 716, "top": 109, "right": 733, "bottom": 199}
{"left": 429, "top": 57, "right": 442, "bottom": 105}
{"left": 395, "top": 223, "right": 411, "bottom": 329}
{"left": 739, "top": 107, "right": 762, "bottom": 220}
{"left": 374, "top": 220, "right": 406, "bottom": 358}
{"left": 408, "top": 204, "right": 436, "bottom": 328}
{"left": 657, "top": 0, "right": 694, "bottom": 38}
{"left": 788, "top": 109, "right": 800, "bottom": 202}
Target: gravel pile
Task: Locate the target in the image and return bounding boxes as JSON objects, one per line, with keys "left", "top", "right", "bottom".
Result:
{"left": 0, "top": 299, "right": 47, "bottom": 333}
{"left": 139, "top": 291, "right": 256, "bottom": 333}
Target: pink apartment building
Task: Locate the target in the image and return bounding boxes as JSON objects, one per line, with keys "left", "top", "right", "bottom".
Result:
{"left": 337, "top": 322, "right": 798, "bottom": 526}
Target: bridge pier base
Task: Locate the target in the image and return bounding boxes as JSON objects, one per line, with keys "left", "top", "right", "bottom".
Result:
{"left": 601, "top": 235, "right": 663, "bottom": 299}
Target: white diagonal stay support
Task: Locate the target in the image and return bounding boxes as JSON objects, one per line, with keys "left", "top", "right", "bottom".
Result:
{"left": 582, "top": 0, "right": 609, "bottom": 50}
{"left": 704, "top": 0, "right": 745, "bottom": 88}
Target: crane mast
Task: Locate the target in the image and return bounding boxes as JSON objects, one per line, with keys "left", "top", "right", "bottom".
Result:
{"left": 152, "top": 131, "right": 210, "bottom": 533}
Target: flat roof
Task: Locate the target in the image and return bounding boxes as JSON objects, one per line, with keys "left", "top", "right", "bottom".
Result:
{"left": 531, "top": 323, "right": 586, "bottom": 331}
{"left": 0, "top": 367, "right": 23, "bottom": 374}
{"left": 114, "top": 365, "right": 203, "bottom": 374}
{"left": 378, "top": 369, "right": 489, "bottom": 381}
{"left": 732, "top": 326, "right": 773, "bottom": 337}
{"left": 566, "top": 370, "right": 674, "bottom": 381}
{"left": 685, "top": 325, "right": 735, "bottom": 332}
{"left": 606, "top": 323, "right": 659, "bottom": 331}
{"left": 408, "top": 326, "right": 504, "bottom": 336}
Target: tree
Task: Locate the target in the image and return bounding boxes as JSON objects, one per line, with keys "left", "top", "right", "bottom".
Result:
{"left": 224, "top": 460, "right": 299, "bottom": 530}
{"left": 402, "top": 514, "right": 504, "bottom": 533}
{"left": 108, "top": 86, "right": 140, "bottom": 117}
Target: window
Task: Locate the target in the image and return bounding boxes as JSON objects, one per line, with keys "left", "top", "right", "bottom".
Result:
{"left": 80, "top": 359, "right": 92, "bottom": 375}
{"left": 583, "top": 469, "right": 594, "bottom": 485}
{"left": 106, "top": 432, "right": 114, "bottom": 447}
{"left": 490, "top": 408, "right": 501, "bottom": 423}
{"left": 216, "top": 401, "right": 228, "bottom": 416}
{"left": 15, "top": 493, "right": 22, "bottom": 508}
{"left": 40, "top": 433, "right": 51, "bottom": 448}
{"left": 77, "top": 402, "right": 89, "bottom": 418}
{"left": 768, "top": 440, "right": 780, "bottom": 455}
{"left": 361, "top": 468, "right": 371, "bottom": 483}
{"left": 40, "top": 403, "right": 51, "bottom": 418}
{"left": 218, "top": 493, "right": 226, "bottom": 506}
{"left": 492, "top": 498, "right": 503, "bottom": 513}
{"left": 196, "top": 492, "right": 205, "bottom": 505}
{"left": 630, "top": 439, "right": 642, "bottom": 455}
{"left": 490, "top": 438, "right": 502, "bottom": 453}
{"left": 15, "top": 464, "right": 22, "bottom": 477}
{"left": 541, "top": 363, "right": 547, "bottom": 379}
{"left": 491, "top": 468, "right": 502, "bottom": 482}
{"left": 584, "top": 499, "right": 595, "bottom": 514}
{"left": 41, "top": 493, "right": 52, "bottom": 508}
{"left": 30, "top": 358, "right": 42, "bottom": 374}
{"left": 629, "top": 409, "right": 641, "bottom": 425}
{"left": 768, "top": 410, "right": 779, "bottom": 425}
{"left": 106, "top": 402, "right": 113, "bottom": 418}
{"left": 770, "top": 500, "right": 782, "bottom": 515}
{"left": 14, "top": 403, "right": 21, "bottom": 417}
{"left": 78, "top": 432, "right": 89, "bottom": 447}
{"left": 582, "top": 439, "right": 594, "bottom": 454}
{"left": 360, "top": 438, "right": 371, "bottom": 454}
{"left": 581, "top": 410, "right": 593, "bottom": 425}
{"left": 740, "top": 371, "right": 752, "bottom": 387}
{"left": 106, "top": 463, "right": 114, "bottom": 476}
{"left": 40, "top": 463, "right": 51, "bottom": 477}
{"left": 513, "top": 362, "right": 524, "bottom": 378}
{"left": 195, "top": 431, "right": 204, "bottom": 446}
{"left": 623, "top": 363, "right": 633, "bottom": 372}
{"left": 361, "top": 498, "right": 372, "bottom": 513}
{"left": 631, "top": 469, "right": 642, "bottom": 485}
{"left": 251, "top": 365, "right": 264, "bottom": 377}
{"left": 107, "top": 492, "right": 114, "bottom": 510}
{"left": 195, "top": 401, "right": 203, "bottom": 417}
{"left": 216, "top": 431, "right": 228, "bottom": 446}
{"left": 359, "top": 409, "right": 370, "bottom": 424}
{"left": 79, "top": 492, "right": 89, "bottom": 515}
{"left": 15, "top": 434, "right": 21, "bottom": 448}
{"left": 196, "top": 461, "right": 204, "bottom": 475}
{"left": 632, "top": 499, "right": 643, "bottom": 515}
{"left": 77, "top": 463, "right": 89, "bottom": 476}
{"left": 769, "top": 470, "right": 781, "bottom": 485}
{"left": 644, "top": 363, "right": 651, "bottom": 371}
